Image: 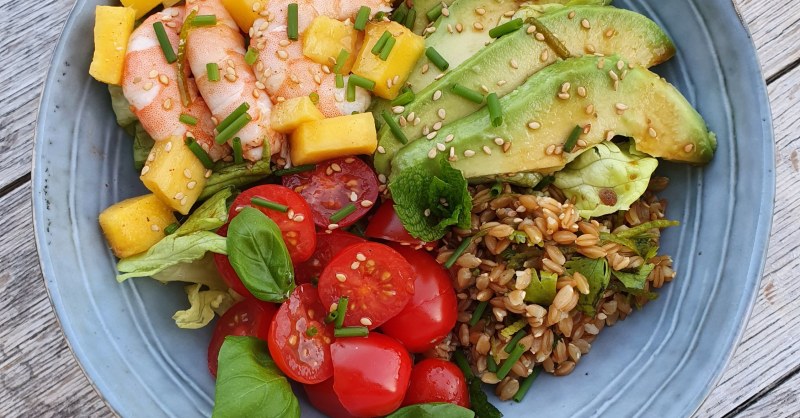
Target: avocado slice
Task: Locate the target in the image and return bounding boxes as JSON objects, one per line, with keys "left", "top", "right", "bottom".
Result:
{"left": 373, "top": 5, "right": 676, "bottom": 175}
{"left": 389, "top": 55, "right": 716, "bottom": 180}
{"left": 410, "top": 0, "right": 456, "bottom": 34}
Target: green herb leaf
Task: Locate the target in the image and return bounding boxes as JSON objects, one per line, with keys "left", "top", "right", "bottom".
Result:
{"left": 199, "top": 159, "right": 272, "bottom": 201}
{"left": 565, "top": 258, "right": 610, "bottom": 316}
{"left": 173, "top": 283, "right": 234, "bottom": 329}
{"left": 612, "top": 263, "right": 655, "bottom": 292}
{"left": 132, "top": 124, "right": 155, "bottom": 171}
{"left": 468, "top": 378, "right": 504, "bottom": 418}
{"left": 227, "top": 207, "right": 295, "bottom": 302}
{"left": 386, "top": 403, "right": 475, "bottom": 418}
{"left": 116, "top": 231, "right": 227, "bottom": 282}
{"left": 389, "top": 159, "right": 472, "bottom": 241}
{"left": 212, "top": 336, "right": 300, "bottom": 418}
{"left": 523, "top": 269, "right": 558, "bottom": 305}
{"left": 175, "top": 188, "right": 233, "bottom": 235}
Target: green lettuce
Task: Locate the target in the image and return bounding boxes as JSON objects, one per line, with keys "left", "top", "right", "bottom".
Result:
{"left": 175, "top": 187, "right": 233, "bottom": 235}
{"left": 389, "top": 159, "right": 472, "bottom": 241}
{"left": 108, "top": 85, "right": 137, "bottom": 131}
{"left": 554, "top": 142, "right": 658, "bottom": 218}
{"left": 173, "top": 283, "right": 235, "bottom": 329}
{"left": 565, "top": 257, "right": 610, "bottom": 316}
{"left": 116, "top": 231, "right": 227, "bottom": 282}
{"left": 611, "top": 263, "right": 655, "bottom": 292}
{"left": 133, "top": 123, "right": 155, "bottom": 171}
{"left": 523, "top": 269, "right": 558, "bottom": 305}
{"left": 151, "top": 253, "right": 227, "bottom": 289}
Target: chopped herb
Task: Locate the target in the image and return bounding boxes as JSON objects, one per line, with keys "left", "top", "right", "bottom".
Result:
{"left": 305, "top": 326, "right": 319, "bottom": 337}
{"left": 250, "top": 197, "right": 289, "bottom": 213}
{"left": 346, "top": 78, "right": 357, "bottom": 102}
{"left": 504, "top": 329, "right": 527, "bottom": 353}
{"left": 179, "top": 114, "right": 198, "bottom": 125}
{"left": 391, "top": 3, "right": 408, "bottom": 23}
{"left": 215, "top": 112, "right": 251, "bottom": 145}
{"left": 216, "top": 102, "right": 250, "bottom": 132}
{"left": 526, "top": 16, "right": 570, "bottom": 59}
{"left": 371, "top": 31, "right": 392, "bottom": 55}
{"left": 381, "top": 110, "right": 408, "bottom": 144}
{"left": 487, "top": 354, "right": 498, "bottom": 373}
{"left": 309, "top": 92, "right": 319, "bottom": 104}
{"left": 445, "top": 236, "right": 472, "bottom": 268}
{"left": 192, "top": 14, "right": 217, "bottom": 26}
{"left": 232, "top": 137, "right": 243, "bottom": 164}
{"left": 403, "top": 8, "right": 416, "bottom": 29}
{"left": 354, "top": 6, "right": 371, "bottom": 30}
{"left": 153, "top": 22, "right": 177, "bottom": 64}
{"left": 273, "top": 164, "right": 316, "bottom": 176}
{"left": 513, "top": 367, "right": 541, "bottom": 402}
{"left": 564, "top": 125, "right": 582, "bottom": 152}
{"left": 287, "top": 3, "right": 299, "bottom": 40}
{"left": 335, "top": 73, "right": 344, "bottom": 88}
{"left": 207, "top": 62, "right": 220, "bottom": 81}
{"left": 496, "top": 343, "right": 525, "bottom": 379}
{"left": 487, "top": 93, "right": 503, "bottom": 127}
{"left": 469, "top": 301, "right": 488, "bottom": 326}
{"left": 391, "top": 88, "right": 415, "bottom": 106}
{"left": 177, "top": 10, "right": 195, "bottom": 107}
{"left": 426, "top": 47, "right": 449, "bottom": 71}
{"left": 489, "top": 182, "right": 504, "bottom": 197}
{"left": 489, "top": 18, "right": 523, "bottom": 38}
{"left": 333, "top": 48, "right": 350, "bottom": 74}
{"left": 451, "top": 83, "right": 484, "bottom": 104}
{"left": 379, "top": 36, "right": 396, "bottom": 60}
{"left": 426, "top": 3, "right": 444, "bottom": 21}
{"left": 185, "top": 137, "right": 214, "bottom": 169}
{"left": 164, "top": 222, "right": 180, "bottom": 235}
{"left": 330, "top": 203, "right": 356, "bottom": 223}
{"left": 334, "top": 296, "right": 348, "bottom": 328}
{"left": 348, "top": 74, "right": 376, "bottom": 91}
{"left": 244, "top": 46, "right": 258, "bottom": 65}
{"left": 533, "top": 175, "right": 555, "bottom": 191}
{"left": 334, "top": 326, "right": 369, "bottom": 337}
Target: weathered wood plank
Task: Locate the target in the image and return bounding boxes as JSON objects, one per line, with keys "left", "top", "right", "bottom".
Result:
{"left": 737, "top": 372, "right": 800, "bottom": 417}
{"left": 695, "top": 61, "right": 800, "bottom": 417}
{"left": 737, "top": 0, "right": 800, "bottom": 80}
{"left": 0, "top": 183, "right": 110, "bottom": 417}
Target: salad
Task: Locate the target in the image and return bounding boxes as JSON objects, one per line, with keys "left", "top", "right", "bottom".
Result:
{"left": 91, "top": 0, "right": 717, "bottom": 416}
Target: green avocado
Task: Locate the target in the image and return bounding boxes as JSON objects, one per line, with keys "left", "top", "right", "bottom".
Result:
{"left": 389, "top": 55, "right": 716, "bottom": 180}
{"left": 410, "top": 0, "right": 456, "bottom": 34}
{"left": 373, "top": 5, "right": 676, "bottom": 175}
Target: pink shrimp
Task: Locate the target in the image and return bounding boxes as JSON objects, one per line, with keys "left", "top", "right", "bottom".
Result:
{"left": 122, "top": 7, "right": 229, "bottom": 162}
{"left": 249, "top": 0, "right": 393, "bottom": 118}
{"left": 185, "top": 0, "right": 283, "bottom": 162}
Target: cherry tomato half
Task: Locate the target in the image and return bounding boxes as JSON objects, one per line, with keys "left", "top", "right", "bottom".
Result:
{"left": 268, "top": 284, "right": 335, "bottom": 384}
{"left": 283, "top": 157, "right": 379, "bottom": 229}
{"left": 229, "top": 184, "right": 317, "bottom": 263}
{"left": 318, "top": 242, "right": 415, "bottom": 329}
{"left": 402, "top": 358, "right": 470, "bottom": 409}
{"left": 380, "top": 245, "right": 458, "bottom": 353}
{"left": 207, "top": 298, "right": 277, "bottom": 377}
{"left": 294, "top": 231, "right": 366, "bottom": 286}
{"left": 332, "top": 333, "right": 412, "bottom": 417}
{"left": 365, "top": 200, "right": 433, "bottom": 249}
{"left": 213, "top": 224, "right": 252, "bottom": 298}
{"left": 304, "top": 379, "right": 359, "bottom": 418}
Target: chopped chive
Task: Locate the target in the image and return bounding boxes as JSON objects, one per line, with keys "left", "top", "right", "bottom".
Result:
{"left": 489, "top": 18, "right": 523, "bottom": 38}
{"left": 489, "top": 182, "right": 504, "bottom": 197}
{"left": 164, "top": 222, "right": 180, "bottom": 235}
{"left": 391, "top": 3, "right": 408, "bottom": 23}
{"left": 374, "top": 11, "right": 386, "bottom": 21}
{"left": 451, "top": 83, "right": 484, "bottom": 104}
{"left": 335, "top": 73, "right": 344, "bottom": 88}
{"left": 179, "top": 113, "right": 198, "bottom": 125}
{"left": 177, "top": 10, "right": 195, "bottom": 107}
{"left": 371, "top": 31, "right": 392, "bottom": 55}
{"left": 425, "top": 47, "right": 449, "bottom": 71}
{"left": 325, "top": 311, "right": 338, "bottom": 323}
{"left": 487, "top": 354, "right": 498, "bottom": 373}
{"left": 354, "top": 6, "right": 371, "bottom": 31}
{"left": 496, "top": 343, "right": 526, "bottom": 379}
{"left": 487, "top": 92, "right": 503, "bottom": 127}
{"left": 232, "top": 137, "right": 243, "bottom": 164}
{"left": 403, "top": 7, "right": 416, "bottom": 29}
{"left": 287, "top": 3, "right": 299, "bottom": 40}
{"left": 332, "top": 48, "right": 350, "bottom": 74}
{"left": 244, "top": 46, "right": 258, "bottom": 65}
{"left": 346, "top": 78, "right": 357, "bottom": 102}
{"left": 153, "top": 22, "right": 177, "bottom": 64}
{"left": 330, "top": 203, "right": 357, "bottom": 223}
{"left": 309, "top": 92, "right": 319, "bottom": 104}
{"left": 215, "top": 113, "right": 252, "bottom": 144}
{"left": 533, "top": 175, "right": 555, "bottom": 191}
{"left": 513, "top": 367, "right": 541, "bottom": 402}
{"left": 334, "top": 297, "right": 348, "bottom": 329}
{"left": 250, "top": 196, "right": 289, "bottom": 212}
{"left": 305, "top": 326, "right": 319, "bottom": 337}
{"left": 185, "top": 137, "right": 214, "bottom": 169}
{"left": 426, "top": 3, "right": 443, "bottom": 21}
{"left": 334, "top": 326, "right": 368, "bottom": 338}
{"left": 469, "top": 301, "right": 488, "bottom": 326}
{"left": 526, "top": 16, "right": 570, "bottom": 59}
{"left": 192, "top": 14, "right": 217, "bottom": 26}
{"left": 348, "top": 74, "right": 376, "bottom": 91}
{"left": 381, "top": 110, "right": 408, "bottom": 145}
{"left": 273, "top": 164, "right": 316, "bottom": 176}
{"left": 391, "top": 89, "right": 415, "bottom": 106}
{"left": 505, "top": 329, "right": 527, "bottom": 353}
{"left": 564, "top": 125, "right": 582, "bottom": 152}
{"left": 379, "top": 36, "right": 396, "bottom": 61}
{"left": 453, "top": 350, "right": 473, "bottom": 378}
{"left": 207, "top": 63, "right": 220, "bottom": 81}
{"left": 445, "top": 236, "right": 473, "bottom": 268}
{"left": 216, "top": 102, "right": 250, "bottom": 132}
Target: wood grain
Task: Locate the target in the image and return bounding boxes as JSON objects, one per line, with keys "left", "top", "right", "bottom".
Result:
{"left": 737, "top": 0, "right": 800, "bottom": 80}
{"left": 738, "top": 372, "right": 800, "bottom": 417}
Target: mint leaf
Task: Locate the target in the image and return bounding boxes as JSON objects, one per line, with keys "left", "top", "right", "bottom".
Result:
{"left": 565, "top": 258, "right": 610, "bottom": 316}
{"left": 389, "top": 159, "right": 472, "bottom": 241}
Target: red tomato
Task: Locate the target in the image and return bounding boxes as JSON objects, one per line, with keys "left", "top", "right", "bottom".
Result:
{"left": 207, "top": 298, "right": 277, "bottom": 377}
{"left": 317, "top": 242, "right": 415, "bottom": 329}
{"left": 402, "top": 359, "right": 470, "bottom": 408}
{"left": 365, "top": 200, "right": 433, "bottom": 249}
{"left": 268, "top": 284, "right": 335, "bottom": 384}
{"left": 304, "top": 379, "right": 359, "bottom": 418}
{"left": 331, "top": 333, "right": 412, "bottom": 417}
{"left": 380, "top": 245, "right": 458, "bottom": 353}
{"left": 213, "top": 224, "right": 252, "bottom": 298}
{"left": 229, "top": 184, "right": 317, "bottom": 263}
{"left": 282, "top": 157, "right": 379, "bottom": 228}
{"left": 294, "top": 231, "right": 366, "bottom": 285}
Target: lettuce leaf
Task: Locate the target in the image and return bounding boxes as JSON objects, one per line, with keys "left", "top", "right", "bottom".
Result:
{"left": 523, "top": 269, "right": 558, "bottom": 305}
{"left": 133, "top": 123, "right": 155, "bottom": 171}
{"left": 173, "top": 283, "right": 235, "bottom": 329}
{"left": 175, "top": 188, "right": 233, "bottom": 235}
{"left": 108, "top": 84, "right": 138, "bottom": 131}
{"left": 151, "top": 253, "right": 227, "bottom": 289}
{"left": 565, "top": 258, "right": 610, "bottom": 316}
{"left": 554, "top": 142, "right": 658, "bottom": 218}
{"left": 116, "top": 231, "right": 227, "bottom": 282}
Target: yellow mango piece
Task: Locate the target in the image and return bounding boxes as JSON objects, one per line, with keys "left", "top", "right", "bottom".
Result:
{"left": 221, "top": 0, "right": 262, "bottom": 33}
{"left": 303, "top": 16, "right": 359, "bottom": 74}
{"left": 120, "top": 0, "right": 161, "bottom": 19}
{"left": 89, "top": 6, "right": 136, "bottom": 85}
{"left": 162, "top": 0, "right": 182, "bottom": 7}
{"left": 141, "top": 136, "right": 208, "bottom": 215}
{"left": 352, "top": 21, "right": 424, "bottom": 100}
{"left": 99, "top": 194, "right": 177, "bottom": 258}
{"left": 271, "top": 96, "right": 326, "bottom": 134}
{"left": 290, "top": 113, "right": 377, "bottom": 165}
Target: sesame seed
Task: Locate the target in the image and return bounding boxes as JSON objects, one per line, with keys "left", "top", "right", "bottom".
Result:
{"left": 606, "top": 130, "right": 616, "bottom": 141}
{"left": 494, "top": 137, "right": 505, "bottom": 146}
{"left": 328, "top": 223, "right": 340, "bottom": 230}
{"left": 378, "top": 174, "right": 387, "bottom": 183}
{"left": 475, "top": 7, "right": 486, "bottom": 15}
{"left": 503, "top": 142, "right": 511, "bottom": 152}
{"left": 433, "top": 90, "right": 442, "bottom": 101}
{"left": 527, "top": 26, "right": 536, "bottom": 34}
{"left": 561, "top": 82, "right": 571, "bottom": 93}
{"left": 480, "top": 84, "right": 490, "bottom": 93}
{"left": 183, "top": 169, "right": 192, "bottom": 179}
{"left": 456, "top": 23, "right": 463, "bottom": 32}
{"left": 464, "top": 150, "right": 476, "bottom": 157}
{"left": 546, "top": 144, "right": 556, "bottom": 155}
{"left": 414, "top": 117, "right": 422, "bottom": 126}
{"left": 143, "top": 82, "right": 154, "bottom": 91}
{"left": 614, "top": 80, "right": 620, "bottom": 91}
{"left": 433, "top": 121, "right": 443, "bottom": 131}
{"left": 151, "top": 224, "right": 160, "bottom": 232}
{"left": 535, "top": 32, "right": 545, "bottom": 41}
{"left": 350, "top": 261, "right": 360, "bottom": 270}
{"left": 581, "top": 19, "right": 591, "bottom": 29}
{"left": 349, "top": 192, "right": 358, "bottom": 202}
{"left": 558, "top": 92, "right": 570, "bottom": 100}
{"left": 205, "top": 169, "right": 213, "bottom": 178}
{"left": 568, "top": 11, "right": 576, "bottom": 19}
{"left": 277, "top": 50, "right": 288, "bottom": 60}
{"left": 555, "top": 146, "right": 563, "bottom": 155}
{"left": 288, "top": 335, "right": 297, "bottom": 346}
{"left": 392, "top": 106, "right": 405, "bottom": 114}
{"left": 648, "top": 127, "right": 658, "bottom": 137}
{"left": 684, "top": 143, "right": 695, "bottom": 153}
{"left": 482, "top": 145, "right": 492, "bottom": 155}
{"left": 424, "top": 208, "right": 431, "bottom": 217}
{"left": 149, "top": 70, "right": 158, "bottom": 78}
{"left": 398, "top": 116, "right": 408, "bottom": 127}
{"left": 528, "top": 121, "right": 541, "bottom": 130}
{"left": 423, "top": 126, "right": 430, "bottom": 136}
{"left": 187, "top": 181, "right": 197, "bottom": 190}
{"left": 225, "top": 73, "right": 237, "bottom": 82}
{"left": 293, "top": 214, "right": 305, "bottom": 222}
{"left": 447, "top": 24, "right": 454, "bottom": 33}
{"left": 577, "top": 139, "right": 588, "bottom": 147}
{"left": 510, "top": 59, "right": 519, "bottom": 69}
{"left": 577, "top": 86, "right": 587, "bottom": 97}
{"left": 474, "top": 22, "right": 484, "bottom": 31}
{"left": 174, "top": 192, "right": 184, "bottom": 200}
{"left": 421, "top": 64, "right": 429, "bottom": 74}
{"left": 436, "top": 142, "right": 446, "bottom": 151}
{"left": 540, "top": 50, "right": 549, "bottom": 62}
{"left": 360, "top": 317, "right": 373, "bottom": 326}
{"left": 322, "top": 65, "right": 331, "bottom": 74}
{"left": 438, "top": 108, "right": 446, "bottom": 119}
{"left": 164, "top": 141, "right": 173, "bottom": 152}
{"left": 585, "top": 44, "right": 596, "bottom": 54}
{"left": 180, "top": 197, "right": 188, "bottom": 206}
{"left": 331, "top": 163, "right": 342, "bottom": 172}
{"left": 361, "top": 200, "right": 374, "bottom": 208}
{"left": 585, "top": 104, "right": 595, "bottom": 115}
{"left": 377, "top": 146, "right": 386, "bottom": 154}
{"left": 597, "top": 58, "right": 606, "bottom": 69}
{"left": 609, "top": 70, "right": 619, "bottom": 81}
{"left": 445, "top": 134, "right": 455, "bottom": 143}
{"left": 617, "top": 60, "right": 625, "bottom": 70}
{"left": 393, "top": 75, "right": 400, "bottom": 85}
{"left": 615, "top": 102, "right": 628, "bottom": 111}
{"left": 141, "top": 166, "right": 150, "bottom": 176}
{"left": 605, "top": 28, "right": 615, "bottom": 37}
{"left": 356, "top": 253, "right": 367, "bottom": 261}
{"left": 497, "top": 80, "right": 507, "bottom": 86}
{"left": 449, "top": 146, "right": 456, "bottom": 159}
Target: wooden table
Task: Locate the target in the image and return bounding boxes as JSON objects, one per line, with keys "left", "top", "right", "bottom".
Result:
{"left": 1, "top": 0, "right": 798, "bottom": 416}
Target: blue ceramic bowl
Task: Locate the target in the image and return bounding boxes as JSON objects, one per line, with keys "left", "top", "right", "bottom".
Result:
{"left": 33, "top": 0, "right": 774, "bottom": 416}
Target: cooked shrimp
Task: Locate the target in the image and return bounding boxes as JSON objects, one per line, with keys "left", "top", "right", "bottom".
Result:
{"left": 122, "top": 7, "right": 229, "bottom": 162}
{"left": 249, "top": 0, "right": 393, "bottom": 117}
{"left": 185, "top": 0, "right": 283, "bottom": 162}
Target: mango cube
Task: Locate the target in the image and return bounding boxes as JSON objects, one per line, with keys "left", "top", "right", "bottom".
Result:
{"left": 162, "top": 0, "right": 182, "bottom": 7}
{"left": 141, "top": 136, "right": 208, "bottom": 215}
{"left": 271, "top": 96, "right": 326, "bottom": 133}
{"left": 120, "top": 0, "right": 161, "bottom": 19}
{"left": 99, "top": 194, "right": 177, "bottom": 258}
{"left": 303, "top": 16, "right": 359, "bottom": 73}
{"left": 352, "top": 21, "right": 424, "bottom": 100}
{"left": 221, "top": 0, "right": 262, "bottom": 33}
{"left": 89, "top": 6, "right": 136, "bottom": 85}
{"left": 290, "top": 113, "right": 377, "bottom": 165}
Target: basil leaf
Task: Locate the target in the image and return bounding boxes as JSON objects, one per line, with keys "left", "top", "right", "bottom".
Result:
{"left": 227, "top": 207, "right": 294, "bottom": 302}
{"left": 565, "top": 258, "right": 610, "bottom": 316}
{"left": 386, "top": 403, "right": 475, "bottom": 418}
{"left": 212, "top": 336, "right": 300, "bottom": 418}
{"left": 199, "top": 159, "right": 272, "bottom": 201}
{"left": 116, "top": 231, "right": 227, "bottom": 282}
{"left": 468, "top": 378, "right": 503, "bottom": 418}
{"left": 175, "top": 187, "right": 233, "bottom": 235}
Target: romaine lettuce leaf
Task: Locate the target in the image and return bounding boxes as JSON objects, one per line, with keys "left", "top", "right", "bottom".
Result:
{"left": 173, "top": 283, "right": 235, "bottom": 329}
{"left": 116, "top": 231, "right": 227, "bottom": 282}
{"left": 152, "top": 253, "right": 227, "bottom": 289}
{"left": 175, "top": 188, "right": 233, "bottom": 236}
